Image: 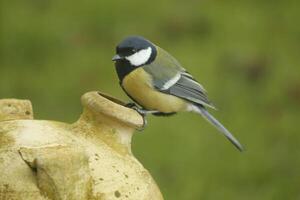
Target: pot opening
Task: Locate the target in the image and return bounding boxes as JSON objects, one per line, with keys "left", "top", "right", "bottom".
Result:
{"left": 97, "top": 92, "right": 127, "bottom": 107}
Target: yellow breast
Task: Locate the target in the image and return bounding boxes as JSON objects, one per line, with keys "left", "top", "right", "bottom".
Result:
{"left": 122, "top": 68, "right": 187, "bottom": 113}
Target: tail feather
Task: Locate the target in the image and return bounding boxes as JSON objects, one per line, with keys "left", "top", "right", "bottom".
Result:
{"left": 194, "top": 105, "right": 244, "bottom": 151}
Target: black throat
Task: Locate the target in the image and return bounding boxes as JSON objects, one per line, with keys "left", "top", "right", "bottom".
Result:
{"left": 115, "top": 59, "right": 137, "bottom": 83}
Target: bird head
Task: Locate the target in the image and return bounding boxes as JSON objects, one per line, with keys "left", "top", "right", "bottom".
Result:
{"left": 112, "top": 36, "right": 157, "bottom": 67}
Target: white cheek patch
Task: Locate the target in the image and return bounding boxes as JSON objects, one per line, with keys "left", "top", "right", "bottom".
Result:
{"left": 125, "top": 47, "right": 152, "bottom": 66}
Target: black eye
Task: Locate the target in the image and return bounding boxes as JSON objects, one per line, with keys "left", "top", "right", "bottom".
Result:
{"left": 132, "top": 49, "right": 137, "bottom": 53}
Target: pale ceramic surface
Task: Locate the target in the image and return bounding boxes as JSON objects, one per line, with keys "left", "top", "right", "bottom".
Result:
{"left": 0, "top": 91, "right": 163, "bottom": 200}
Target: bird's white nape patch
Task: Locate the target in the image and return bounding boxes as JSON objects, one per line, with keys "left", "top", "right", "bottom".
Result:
{"left": 161, "top": 73, "right": 181, "bottom": 90}
{"left": 125, "top": 47, "right": 152, "bottom": 66}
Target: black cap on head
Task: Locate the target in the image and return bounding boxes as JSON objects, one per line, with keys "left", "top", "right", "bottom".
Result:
{"left": 116, "top": 36, "right": 155, "bottom": 57}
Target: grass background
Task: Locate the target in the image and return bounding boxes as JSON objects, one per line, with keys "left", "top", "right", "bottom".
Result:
{"left": 1, "top": 0, "right": 300, "bottom": 199}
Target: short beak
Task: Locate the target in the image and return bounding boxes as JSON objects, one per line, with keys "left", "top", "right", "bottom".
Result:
{"left": 112, "top": 54, "right": 122, "bottom": 61}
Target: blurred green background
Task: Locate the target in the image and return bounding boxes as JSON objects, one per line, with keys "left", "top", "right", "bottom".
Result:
{"left": 1, "top": 0, "right": 300, "bottom": 199}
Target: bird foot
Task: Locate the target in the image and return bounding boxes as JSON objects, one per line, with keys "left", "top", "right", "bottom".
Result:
{"left": 125, "top": 102, "right": 138, "bottom": 109}
{"left": 125, "top": 103, "right": 159, "bottom": 115}
{"left": 125, "top": 103, "right": 159, "bottom": 131}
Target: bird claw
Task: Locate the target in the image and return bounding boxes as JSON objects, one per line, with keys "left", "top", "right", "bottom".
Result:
{"left": 125, "top": 102, "right": 159, "bottom": 131}
{"left": 125, "top": 102, "right": 158, "bottom": 115}
{"left": 125, "top": 102, "right": 138, "bottom": 108}
{"left": 137, "top": 117, "right": 147, "bottom": 131}
{"left": 125, "top": 103, "right": 148, "bottom": 131}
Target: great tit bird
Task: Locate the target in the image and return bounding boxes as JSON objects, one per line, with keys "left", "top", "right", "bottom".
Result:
{"left": 112, "top": 36, "right": 243, "bottom": 151}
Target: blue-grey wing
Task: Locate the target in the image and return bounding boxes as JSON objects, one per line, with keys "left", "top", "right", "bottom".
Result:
{"left": 163, "top": 74, "right": 215, "bottom": 109}
{"left": 143, "top": 46, "right": 215, "bottom": 108}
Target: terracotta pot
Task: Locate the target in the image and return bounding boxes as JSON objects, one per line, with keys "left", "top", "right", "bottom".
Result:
{"left": 0, "top": 91, "right": 163, "bottom": 200}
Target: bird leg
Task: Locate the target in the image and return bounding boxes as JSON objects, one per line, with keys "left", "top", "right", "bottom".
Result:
{"left": 125, "top": 102, "right": 138, "bottom": 108}
{"left": 125, "top": 102, "right": 159, "bottom": 115}
{"left": 125, "top": 102, "right": 159, "bottom": 131}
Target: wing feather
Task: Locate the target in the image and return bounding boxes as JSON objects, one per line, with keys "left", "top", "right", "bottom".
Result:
{"left": 143, "top": 46, "right": 215, "bottom": 109}
{"left": 166, "top": 75, "right": 215, "bottom": 109}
